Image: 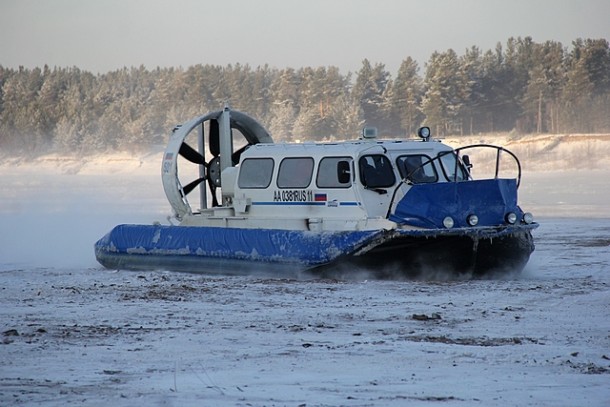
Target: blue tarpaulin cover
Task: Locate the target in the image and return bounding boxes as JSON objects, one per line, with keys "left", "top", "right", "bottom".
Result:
{"left": 390, "top": 179, "right": 521, "bottom": 228}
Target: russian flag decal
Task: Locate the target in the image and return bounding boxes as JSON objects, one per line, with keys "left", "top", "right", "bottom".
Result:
{"left": 314, "top": 193, "right": 327, "bottom": 202}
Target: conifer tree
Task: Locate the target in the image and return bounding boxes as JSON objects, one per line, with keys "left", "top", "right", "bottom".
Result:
{"left": 391, "top": 57, "right": 424, "bottom": 136}
{"left": 352, "top": 59, "right": 390, "bottom": 132}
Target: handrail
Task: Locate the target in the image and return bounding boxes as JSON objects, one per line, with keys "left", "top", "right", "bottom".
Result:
{"left": 385, "top": 144, "right": 522, "bottom": 219}
{"left": 452, "top": 144, "right": 522, "bottom": 188}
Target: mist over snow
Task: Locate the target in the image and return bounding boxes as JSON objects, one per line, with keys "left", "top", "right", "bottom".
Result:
{"left": 0, "top": 132, "right": 609, "bottom": 270}
{"left": 0, "top": 151, "right": 168, "bottom": 270}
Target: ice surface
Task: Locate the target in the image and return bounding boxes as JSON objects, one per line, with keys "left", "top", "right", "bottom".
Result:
{"left": 1, "top": 147, "right": 609, "bottom": 405}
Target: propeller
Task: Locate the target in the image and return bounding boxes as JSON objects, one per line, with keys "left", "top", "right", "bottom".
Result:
{"left": 165, "top": 108, "right": 273, "bottom": 215}
{"left": 177, "top": 119, "right": 223, "bottom": 207}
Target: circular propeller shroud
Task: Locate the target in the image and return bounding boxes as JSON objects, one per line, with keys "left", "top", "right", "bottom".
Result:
{"left": 162, "top": 107, "right": 273, "bottom": 219}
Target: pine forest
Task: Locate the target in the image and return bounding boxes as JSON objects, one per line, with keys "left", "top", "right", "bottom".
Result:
{"left": 1, "top": 37, "right": 609, "bottom": 155}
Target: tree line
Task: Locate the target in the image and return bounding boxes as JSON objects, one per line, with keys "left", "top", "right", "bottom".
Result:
{"left": 0, "top": 37, "right": 609, "bottom": 155}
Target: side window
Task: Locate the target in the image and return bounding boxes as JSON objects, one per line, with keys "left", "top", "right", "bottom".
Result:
{"left": 439, "top": 152, "right": 468, "bottom": 182}
{"left": 396, "top": 154, "right": 438, "bottom": 183}
{"left": 277, "top": 157, "right": 314, "bottom": 188}
{"left": 238, "top": 158, "right": 274, "bottom": 188}
{"left": 358, "top": 154, "right": 396, "bottom": 188}
{"left": 316, "top": 157, "right": 352, "bottom": 188}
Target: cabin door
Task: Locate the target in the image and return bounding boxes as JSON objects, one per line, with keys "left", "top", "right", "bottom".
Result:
{"left": 357, "top": 154, "right": 397, "bottom": 218}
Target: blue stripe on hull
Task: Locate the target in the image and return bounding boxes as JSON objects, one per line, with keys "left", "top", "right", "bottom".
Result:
{"left": 251, "top": 201, "right": 360, "bottom": 206}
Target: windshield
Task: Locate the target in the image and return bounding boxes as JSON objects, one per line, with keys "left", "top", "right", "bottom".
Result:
{"left": 439, "top": 152, "right": 468, "bottom": 182}
{"left": 396, "top": 154, "right": 438, "bottom": 183}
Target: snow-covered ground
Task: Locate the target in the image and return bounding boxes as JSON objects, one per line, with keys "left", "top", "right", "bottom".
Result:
{"left": 1, "top": 136, "right": 609, "bottom": 406}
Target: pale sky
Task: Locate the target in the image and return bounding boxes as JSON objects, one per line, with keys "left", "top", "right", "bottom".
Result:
{"left": 1, "top": 0, "right": 608, "bottom": 75}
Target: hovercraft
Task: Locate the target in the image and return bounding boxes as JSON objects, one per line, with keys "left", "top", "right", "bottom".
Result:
{"left": 95, "top": 106, "right": 538, "bottom": 279}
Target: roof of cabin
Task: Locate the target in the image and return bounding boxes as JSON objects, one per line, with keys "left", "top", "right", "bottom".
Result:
{"left": 241, "top": 139, "right": 453, "bottom": 159}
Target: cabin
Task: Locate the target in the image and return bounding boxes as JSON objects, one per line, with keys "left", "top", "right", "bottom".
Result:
{"left": 179, "top": 136, "right": 470, "bottom": 232}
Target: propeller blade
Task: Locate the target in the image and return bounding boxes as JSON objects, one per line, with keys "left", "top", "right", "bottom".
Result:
{"left": 179, "top": 142, "right": 205, "bottom": 165}
{"left": 209, "top": 119, "right": 220, "bottom": 156}
{"left": 209, "top": 184, "right": 220, "bottom": 207}
{"left": 231, "top": 144, "right": 250, "bottom": 165}
{"left": 182, "top": 177, "right": 205, "bottom": 195}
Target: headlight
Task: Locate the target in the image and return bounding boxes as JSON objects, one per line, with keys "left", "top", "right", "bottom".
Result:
{"left": 418, "top": 126, "right": 431, "bottom": 140}
{"left": 505, "top": 212, "right": 517, "bottom": 224}
{"left": 523, "top": 212, "right": 534, "bottom": 224}
{"left": 467, "top": 214, "right": 479, "bottom": 226}
{"left": 443, "top": 216, "right": 454, "bottom": 229}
